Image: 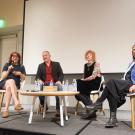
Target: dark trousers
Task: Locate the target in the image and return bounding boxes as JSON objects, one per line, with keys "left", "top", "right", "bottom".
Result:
{"left": 77, "top": 78, "right": 101, "bottom": 93}
{"left": 96, "top": 79, "right": 132, "bottom": 112}
{"left": 75, "top": 77, "right": 101, "bottom": 106}
{"left": 97, "top": 87, "right": 118, "bottom": 112}
{"left": 75, "top": 93, "right": 93, "bottom": 106}
{"left": 39, "top": 96, "right": 60, "bottom": 110}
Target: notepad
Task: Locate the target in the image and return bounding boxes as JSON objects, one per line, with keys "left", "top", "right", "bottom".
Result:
{"left": 43, "top": 86, "right": 57, "bottom": 92}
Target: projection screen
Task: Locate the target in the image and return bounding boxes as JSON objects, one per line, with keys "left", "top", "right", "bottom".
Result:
{"left": 23, "top": 0, "right": 135, "bottom": 74}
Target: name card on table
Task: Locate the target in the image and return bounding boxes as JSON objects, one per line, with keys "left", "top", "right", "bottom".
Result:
{"left": 43, "top": 86, "right": 57, "bottom": 92}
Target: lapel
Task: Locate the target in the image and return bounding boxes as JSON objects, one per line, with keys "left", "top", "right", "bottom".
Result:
{"left": 42, "top": 62, "right": 46, "bottom": 76}
{"left": 51, "top": 61, "right": 55, "bottom": 76}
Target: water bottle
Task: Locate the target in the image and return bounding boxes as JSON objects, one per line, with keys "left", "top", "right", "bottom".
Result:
{"left": 35, "top": 80, "right": 42, "bottom": 91}
{"left": 65, "top": 79, "right": 69, "bottom": 91}
{"left": 62, "top": 81, "right": 65, "bottom": 91}
{"left": 72, "top": 79, "right": 77, "bottom": 91}
{"left": 49, "top": 80, "right": 53, "bottom": 86}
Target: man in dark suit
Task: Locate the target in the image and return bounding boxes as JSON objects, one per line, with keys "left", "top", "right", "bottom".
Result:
{"left": 36, "top": 51, "right": 64, "bottom": 116}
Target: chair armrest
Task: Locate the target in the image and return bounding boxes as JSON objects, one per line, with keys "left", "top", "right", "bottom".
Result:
{"left": 127, "top": 92, "right": 135, "bottom": 97}
{"left": 20, "top": 80, "right": 25, "bottom": 90}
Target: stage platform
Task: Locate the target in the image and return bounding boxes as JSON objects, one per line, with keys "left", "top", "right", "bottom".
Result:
{"left": 0, "top": 108, "right": 134, "bottom": 135}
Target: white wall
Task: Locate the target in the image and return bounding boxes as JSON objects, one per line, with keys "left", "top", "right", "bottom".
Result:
{"left": 23, "top": 0, "right": 135, "bottom": 74}
{"left": 0, "top": 0, "right": 133, "bottom": 111}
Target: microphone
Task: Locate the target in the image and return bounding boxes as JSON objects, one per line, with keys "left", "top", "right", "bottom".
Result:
{"left": 11, "top": 61, "right": 16, "bottom": 69}
{"left": 8, "top": 61, "right": 14, "bottom": 72}
{"left": 11, "top": 61, "right": 15, "bottom": 66}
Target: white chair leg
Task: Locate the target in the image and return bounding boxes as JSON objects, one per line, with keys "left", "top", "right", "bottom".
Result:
{"left": 75, "top": 101, "right": 79, "bottom": 116}
{"left": 59, "top": 96, "right": 64, "bottom": 127}
{"left": 28, "top": 96, "right": 37, "bottom": 124}
{"left": 63, "top": 96, "right": 68, "bottom": 121}
{"left": 43, "top": 96, "right": 47, "bottom": 118}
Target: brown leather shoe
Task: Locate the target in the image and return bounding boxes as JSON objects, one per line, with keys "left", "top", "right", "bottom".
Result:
{"left": 38, "top": 105, "right": 44, "bottom": 114}
{"left": 37, "top": 104, "right": 48, "bottom": 114}
{"left": 15, "top": 104, "right": 23, "bottom": 110}
{"left": 2, "top": 111, "right": 9, "bottom": 118}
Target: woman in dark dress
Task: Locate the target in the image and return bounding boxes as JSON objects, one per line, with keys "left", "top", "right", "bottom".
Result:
{"left": 0, "top": 52, "right": 26, "bottom": 118}
{"left": 83, "top": 44, "right": 135, "bottom": 128}
{"left": 75, "top": 50, "right": 101, "bottom": 117}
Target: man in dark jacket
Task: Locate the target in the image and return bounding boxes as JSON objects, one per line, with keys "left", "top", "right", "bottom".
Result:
{"left": 36, "top": 51, "right": 64, "bottom": 116}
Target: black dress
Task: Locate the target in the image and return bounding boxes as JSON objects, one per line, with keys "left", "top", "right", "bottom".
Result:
{"left": 75, "top": 62, "right": 101, "bottom": 106}
{"left": 0, "top": 63, "right": 26, "bottom": 89}
{"left": 77, "top": 62, "right": 101, "bottom": 93}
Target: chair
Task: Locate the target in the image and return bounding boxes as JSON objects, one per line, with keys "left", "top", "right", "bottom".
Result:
{"left": 127, "top": 92, "right": 135, "bottom": 129}
{"left": 90, "top": 76, "right": 105, "bottom": 115}
{"left": 75, "top": 75, "right": 105, "bottom": 116}
{"left": 0, "top": 80, "right": 25, "bottom": 112}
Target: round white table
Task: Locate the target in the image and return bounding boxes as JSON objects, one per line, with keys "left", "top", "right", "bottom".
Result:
{"left": 20, "top": 90, "right": 79, "bottom": 127}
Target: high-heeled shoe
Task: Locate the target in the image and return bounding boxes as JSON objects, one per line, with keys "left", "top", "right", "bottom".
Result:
{"left": 14, "top": 104, "right": 23, "bottom": 111}
{"left": 2, "top": 111, "right": 9, "bottom": 118}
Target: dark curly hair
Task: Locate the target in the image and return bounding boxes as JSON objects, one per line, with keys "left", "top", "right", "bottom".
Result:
{"left": 8, "top": 52, "right": 21, "bottom": 65}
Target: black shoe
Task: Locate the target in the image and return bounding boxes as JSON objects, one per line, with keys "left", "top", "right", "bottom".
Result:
{"left": 95, "top": 102, "right": 102, "bottom": 110}
{"left": 79, "top": 111, "right": 87, "bottom": 116}
{"left": 55, "top": 113, "right": 60, "bottom": 117}
{"left": 55, "top": 109, "right": 60, "bottom": 117}
{"left": 55, "top": 111, "right": 69, "bottom": 118}
{"left": 105, "top": 112, "right": 118, "bottom": 128}
{"left": 105, "top": 119, "right": 118, "bottom": 128}
{"left": 81, "top": 110, "right": 97, "bottom": 120}
{"left": 105, "top": 118, "right": 118, "bottom": 128}
{"left": 85, "top": 102, "right": 102, "bottom": 111}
